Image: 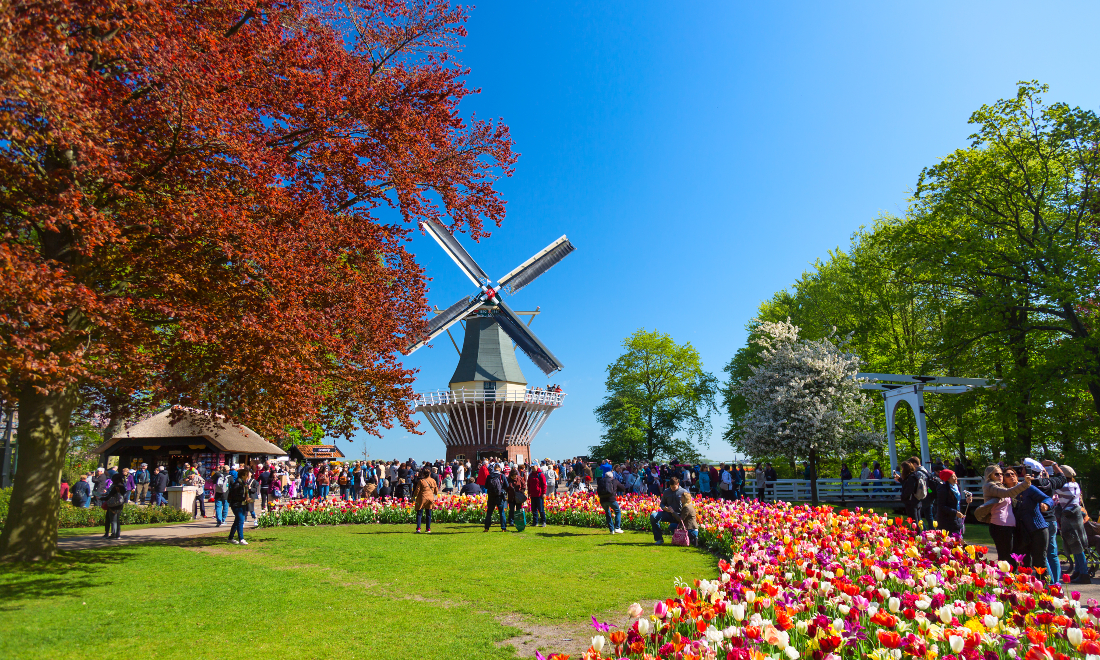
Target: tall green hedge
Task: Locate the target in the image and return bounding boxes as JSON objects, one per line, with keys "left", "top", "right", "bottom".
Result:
{"left": 0, "top": 488, "right": 191, "bottom": 528}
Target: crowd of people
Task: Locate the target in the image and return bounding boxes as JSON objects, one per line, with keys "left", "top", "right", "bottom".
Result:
{"left": 65, "top": 453, "right": 1094, "bottom": 583}
{"left": 893, "top": 454, "right": 1094, "bottom": 585}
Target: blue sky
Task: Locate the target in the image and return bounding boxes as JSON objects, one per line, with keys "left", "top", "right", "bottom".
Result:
{"left": 350, "top": 0, "right": 1100, "bottom": 462}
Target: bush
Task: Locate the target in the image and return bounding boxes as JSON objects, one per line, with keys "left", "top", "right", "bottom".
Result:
{"left": 0, "top": 489, "right": 191, "bottom": 528}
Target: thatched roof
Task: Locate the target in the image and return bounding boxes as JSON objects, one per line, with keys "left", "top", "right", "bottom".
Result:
{"left": 95, "top": 408, "right": 287, "bottom": 456}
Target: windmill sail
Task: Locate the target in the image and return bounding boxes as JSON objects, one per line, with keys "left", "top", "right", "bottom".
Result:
{"left": 423, "top": 219, "right": 491, "bottom": 287}
{"left": 491, "top": 301, "right": 564, "bottom": 375}
{"left": 498, "top": 236, "right": 575, "bottom": 294}
{"left": 405, "top": 295, "right": 481, "bottom": 354}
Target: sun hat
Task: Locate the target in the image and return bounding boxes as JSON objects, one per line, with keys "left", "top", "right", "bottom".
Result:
{"left": 1061, "top": 465, "right": 1076, "bottom": 479}
{"left": 1022, "top": 458, "right": 1046, "bottom": 475}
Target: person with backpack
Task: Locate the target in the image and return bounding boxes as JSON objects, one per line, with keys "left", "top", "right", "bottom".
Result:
{"left": 597, "top": 469, "right": 627, "bottom": 535}
{"left": 71, "top": 473, "right": 92, "bottom": 508}
{"left": 897, "top": 458, "right": 928, "bottom": 525}
{"left": 1025, "top": 458, "right": 1068, "bottom": 582}
{"left": 227, "top": 467, "right": 252, "bottom": 544}
{"left": 411, "top": 467, "right": 440, "bottom": 533}
{"left": 102, "top": 469, "right": 129, "bottom": 540}
{"left": 483, "top": 464, "right": 509, "bottom": 532}
{"left": 186, "top": 468, "right": 207, "bottom": 518}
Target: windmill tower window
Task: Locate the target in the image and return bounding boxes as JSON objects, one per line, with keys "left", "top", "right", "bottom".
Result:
{"left": 486, "top": 419, "right": 495, "bottom": 431}
{"left": 484, "top": 381, "right": 496, "bottom": 401}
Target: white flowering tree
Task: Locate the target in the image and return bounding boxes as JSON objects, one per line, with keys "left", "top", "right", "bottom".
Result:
{"left": 734, "top": 319, "right": 882, "bottom": 505}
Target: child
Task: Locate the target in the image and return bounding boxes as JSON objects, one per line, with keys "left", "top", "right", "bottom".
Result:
{"left": 679, "top": 491, "right": 699, "bottom": 546}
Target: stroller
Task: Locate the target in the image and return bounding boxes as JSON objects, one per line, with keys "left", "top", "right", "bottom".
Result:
{"left": 1058, "top": 518, "right": 1100, "bottom": 579}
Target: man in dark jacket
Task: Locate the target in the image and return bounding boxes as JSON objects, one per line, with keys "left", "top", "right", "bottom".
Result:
{"left": 132, "top": 463, "right": 151, "bottom": 504}
{"left": 459, "top": 478, "right": 482, "bottom": 495}
{"left": 151, "top": 466, "right": 169, "bottom": 506}
{"left": 482, "top": 465, "right": 508, "bottom": 532}
{"left": 1027, "top": 458, "right": 1068, "bottom": 583}
{"left": 597, "top": 470, "right": 627, "bottom": 534}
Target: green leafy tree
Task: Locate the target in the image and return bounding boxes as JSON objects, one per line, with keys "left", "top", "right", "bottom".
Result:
{"left": 590, "top": 330, "right": 717, "bottom": 462}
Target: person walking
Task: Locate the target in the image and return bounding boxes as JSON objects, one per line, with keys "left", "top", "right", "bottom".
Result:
{"left": 227, "top": 468, "right": 252, "bottom": 545}
{"left": 483, "top": 464, "right": 508, "bottom": 532}
{"left": 649, "top": 477, "right": 689, "bottom": 545}
{"left": 412, "top": 467, "right": 440, "bottom": 533}
{"left": 527, "top": 465, "right": 548, "bottom": 527}
{"left": 212, "top": 465, "right": 232, "bottom": 526}
{"left": 597, "top": 468, "right": 627, "bottom": 535}
{"left": 246, "top": 471, "right": 261, "bottom": 525}
{"left": 151, "top": 465, "right": 169, "bottom": 506}
{"left": 719, "top": 465, "right": 733, "bottom": 500}
{"left": 103, "top": 472, "right": 128, "bottom": 540}
{"left": 897, "top": 458, "right": 929, "bottom": 526}
{"left": 301, "top": 466, "right": 316, "bottom": 500}
{"left": 979, "top": 464, "right": 1031, "bottom": 567}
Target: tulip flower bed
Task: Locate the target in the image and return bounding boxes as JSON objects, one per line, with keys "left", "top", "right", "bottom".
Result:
{"left": 262, "top": 494, "right": 1100, "bottom": 660}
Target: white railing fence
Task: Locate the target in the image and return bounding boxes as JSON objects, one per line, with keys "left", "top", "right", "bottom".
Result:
{"left": 754, "top": 477, "right": 985, "bottom": 504}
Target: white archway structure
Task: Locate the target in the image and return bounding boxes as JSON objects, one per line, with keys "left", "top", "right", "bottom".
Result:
{"left": 857, "top": 374, "right": 998, "bottom": 474}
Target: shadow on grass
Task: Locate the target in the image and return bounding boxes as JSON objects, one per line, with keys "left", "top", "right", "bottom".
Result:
{"left": 0, "top": 547, "right": 141, "bottom": 605}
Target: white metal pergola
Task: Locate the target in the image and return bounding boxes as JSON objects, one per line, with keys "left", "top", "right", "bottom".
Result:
{"left": 856, "top": 373, "right": 998, "bottom": 474}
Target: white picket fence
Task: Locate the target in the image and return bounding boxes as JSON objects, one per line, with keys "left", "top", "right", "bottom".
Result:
{"left": 758, "top": 477, "right": 985, "bottom": 504}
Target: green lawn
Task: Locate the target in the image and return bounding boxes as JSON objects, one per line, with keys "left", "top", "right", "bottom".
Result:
{"left": 0, "top": 523, "right": 717, "bottom": 660}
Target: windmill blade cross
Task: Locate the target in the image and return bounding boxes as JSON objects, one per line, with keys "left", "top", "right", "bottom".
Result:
{"left": 423, "top": 219, "right": 491, "bottom": 288}
{"left": 498, "top": 236, "right": 575, "bottom": 295}
{"left": 491, "top": 300, "right": 564, "bottom": 375}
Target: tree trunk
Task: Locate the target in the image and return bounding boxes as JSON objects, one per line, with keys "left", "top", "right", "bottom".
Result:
{"left": 809, "top": 447, "right": 819, "bottom": 507}
{"left": 0, "top": 384, "right": 79, "bottom": 562}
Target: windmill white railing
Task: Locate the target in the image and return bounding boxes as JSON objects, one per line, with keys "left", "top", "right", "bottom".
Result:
{"left": 415, "top": 388, "right": 566, "bottom": 407}
{"left": 414, "top": 388, "right": 566, "bottom": 450}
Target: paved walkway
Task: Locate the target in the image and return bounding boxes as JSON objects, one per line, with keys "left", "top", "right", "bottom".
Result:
{"left": 58, "top": 513, "right": 256, "bottom": 551}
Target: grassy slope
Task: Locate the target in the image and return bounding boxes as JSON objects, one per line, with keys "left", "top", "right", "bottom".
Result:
{"left": 0, "top": 523, "right": 717, "bottom": 660}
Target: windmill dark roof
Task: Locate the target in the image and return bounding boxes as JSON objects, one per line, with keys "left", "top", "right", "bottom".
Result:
{"left": 449, "top": 317, "right": 527, "bottom": 384}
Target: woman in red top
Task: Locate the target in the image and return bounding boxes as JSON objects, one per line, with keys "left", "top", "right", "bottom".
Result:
{"left": 526, "top": 467, "right": 548, "bottom": 527}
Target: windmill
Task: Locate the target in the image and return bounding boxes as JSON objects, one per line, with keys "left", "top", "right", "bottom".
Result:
{"left": 405, "top": 219, "right": 575, "bottom": 464}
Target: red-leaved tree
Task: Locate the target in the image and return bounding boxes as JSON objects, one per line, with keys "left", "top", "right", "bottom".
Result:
{"left": 0, "top": 0, "right": 516, "bottom": 560}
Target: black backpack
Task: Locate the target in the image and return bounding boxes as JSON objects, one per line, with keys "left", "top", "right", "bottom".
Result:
{"left": 486, "top": 473, "right": 505, "bottom": 498}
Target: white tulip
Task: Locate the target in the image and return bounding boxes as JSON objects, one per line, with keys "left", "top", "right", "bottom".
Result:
{"left": 1068, "top": 629, "right": 1084, "bottom": 647}
{"left": 591, "top": 636, "right": 605, "bottom": 653}
{"left": 637, "top": 619, "right": 650, "bottom": 635}
{"left": 785, "top": 647, "right": 800, "bottom": 660}
{"left": 948, "top": 636, "right": 965, "bottom": 654}
{"left": 888, "top": 597, "right": 901, "bottom": 613}
{"left": 938, "top": 606, "right": 953, "bottom": 624}
{"left": 732, "top": 603, "right": 746, "bottom": 621}
{"left": 745, "top": 590, "right": 756, "bottom": 603}
{"left": 990, "top": 601, "right": 1004, "bottom": 618}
